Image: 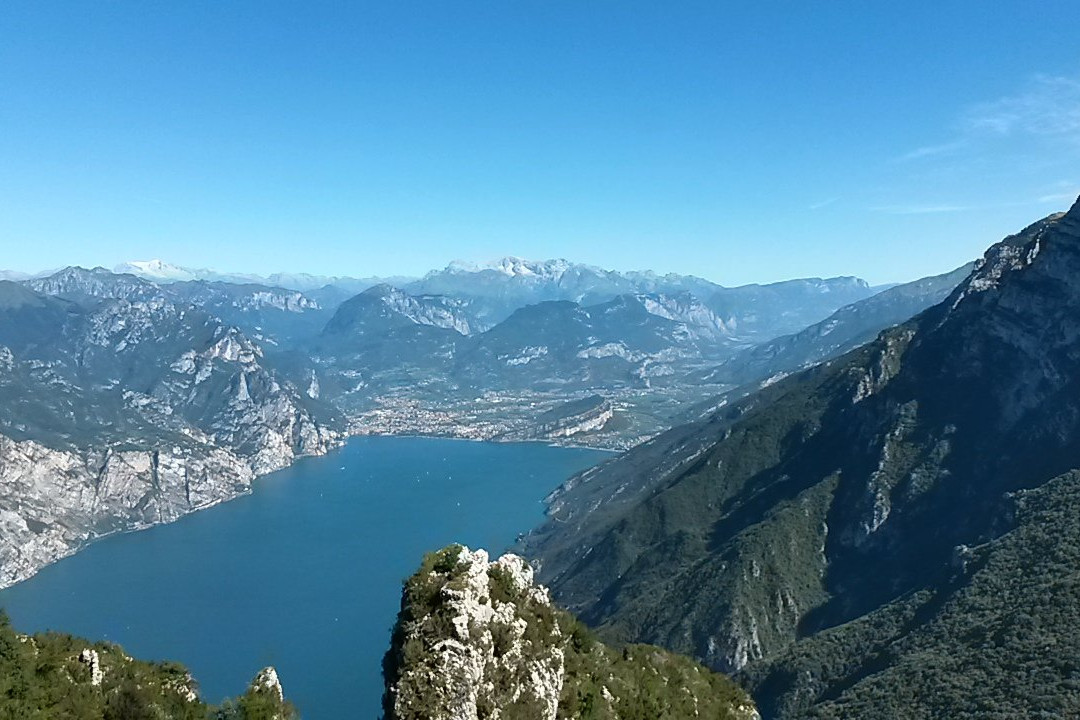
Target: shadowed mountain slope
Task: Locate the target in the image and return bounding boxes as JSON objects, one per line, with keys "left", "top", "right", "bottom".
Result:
{"left": 523, "top": 198, "right": 1080, "bottom": 717}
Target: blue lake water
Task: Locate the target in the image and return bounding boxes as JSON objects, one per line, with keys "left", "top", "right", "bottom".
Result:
{"left": 0, "top": 436, "right": 607, "bottom": 719}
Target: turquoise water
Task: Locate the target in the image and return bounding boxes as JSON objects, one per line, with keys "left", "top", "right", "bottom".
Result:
{"left": 0, "top": 436, "right": 606, "bottom": 719}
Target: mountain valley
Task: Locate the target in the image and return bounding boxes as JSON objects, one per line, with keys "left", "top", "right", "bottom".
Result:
{"left": 0, "top": 252, "right": 974, "bottom": 592}
{"left": 0, "top": 234, "right": 1037, "bottom": 718}
{"left": 7, "top": 5, "right": 1075, "bottom": 717}
{"left": 3, "top": 213, "right": 1077, "bottom": 718}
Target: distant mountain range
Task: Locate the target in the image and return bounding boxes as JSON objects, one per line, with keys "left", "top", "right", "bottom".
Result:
{"left": 523, "top": 198, "right": 1080, "bottom": 717}
{"left": 693, "top": 262, "right": 975, "bottom": 389}
{"left": 6, "top": 256, "right": 891, "bottom": 344}
{"left": 112, "top": 258, "right": 410, "bottom": 293}
{"left": 22, "top": 257, "right": 881, "bottom": 334}
{"left": 18, "top": 219, "right": 1079, "bottom": 719}
{"left": 407, "top": 258, "right": 884, "bottom": 336}
{"left": 0, "top": 251, "right": 976, "bottom": 589}
{"left": 106, "top": 256, "right": 889, "bottom": 344}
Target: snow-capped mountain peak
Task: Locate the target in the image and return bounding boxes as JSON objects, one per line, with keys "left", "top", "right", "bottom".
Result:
{"left": 491, "top": 257, "right": 574, "bottom": 278}
{"left": 442, "top": 257, "right": 586, "bottom": 280}
{"left": 114, "top": 260, "right": 410, "bottom": 293}
{"left": 114, "top": 259, "right": 206, "bottom": 282}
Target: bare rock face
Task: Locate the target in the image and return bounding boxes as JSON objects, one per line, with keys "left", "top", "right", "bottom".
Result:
{"left": 385, "top": 546, "right": 565, "bottom": 720}
{"left": 383, "top": 545, "right": 758, "bottom": 720}
{"left": 0, "top": 273, "right": 342, "bottom": 589}
{"left": 251, "top": 666, "right": 286, "bottom": 704}
{"left": 0, "top": 433, "right": 255, "bottom": 588}
{"left": 78, "top": 648, "right": 103, "bottom": 686}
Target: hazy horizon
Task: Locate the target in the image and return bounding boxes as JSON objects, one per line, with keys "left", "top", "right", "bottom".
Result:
{"left": 1, "top": 251, "right": 975, "bottom": 289}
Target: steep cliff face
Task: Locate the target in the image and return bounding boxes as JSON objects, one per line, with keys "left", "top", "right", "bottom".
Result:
{"left": 0, "top": 276, "right": 342, "bottom": 588}
{"left": 383, "top": 544, "right": 758, "bottom": 720}
{"left": 523, "top": 198, "right": 1080, "bottom": 716}
{"left": 0, "top": 434, "right": 254, "bottom": 587}
{"left": 497, "top": 395, "right": 615, "bottom": 442}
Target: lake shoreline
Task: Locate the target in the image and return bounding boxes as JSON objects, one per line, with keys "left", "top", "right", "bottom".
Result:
{"left": 0, "top": 428, "right": 620, "bottom": 592}
{"left": 0, "top": 436, "right": 607, "bottom": 718}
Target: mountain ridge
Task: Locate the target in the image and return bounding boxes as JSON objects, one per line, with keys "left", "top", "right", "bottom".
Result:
{"left": 523, "top": 197, "right": 1080, "bottom": 717}
{"left": 697, "top": 262, "right": 975, "bottom": 388}
{"left": 0, "top": 279, "right": 341, "bottom": 587}
{"left": 0, "top": 252, "right": 968, "bottom": 588}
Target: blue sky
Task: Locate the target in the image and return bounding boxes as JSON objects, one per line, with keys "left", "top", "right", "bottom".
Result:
{"left": 2, "top": 1, "right": 1079, "bottom": 285}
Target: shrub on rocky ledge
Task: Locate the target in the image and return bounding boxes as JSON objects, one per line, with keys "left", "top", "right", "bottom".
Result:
{"left": 382, "top": 544, "right": 759, "bottom": 720}
{"left": 0, "top": 610, "right": 296, "bottom": 720}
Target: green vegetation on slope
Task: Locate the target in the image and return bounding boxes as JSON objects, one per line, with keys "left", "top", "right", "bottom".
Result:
{"left": 524, "top": 202, "right": 1080, "bottom": 717}
{"left": 0, "top": 611, "right": 296, "bottom": 720}
{"left": 530, "top": 335, "right": 892, "bottom": 669}
{"left": 383, "top": 545, "right": 756, "bottom": 720}
{"left": 749, "top": 469, "right": 1080, "bottom": 718}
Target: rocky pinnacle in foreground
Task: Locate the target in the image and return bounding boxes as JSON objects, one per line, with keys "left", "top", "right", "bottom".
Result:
{"left": 382, "top": 544, "right": 759, "bottom": 720}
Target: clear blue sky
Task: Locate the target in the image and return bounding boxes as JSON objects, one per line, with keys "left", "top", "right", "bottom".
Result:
{"left": 2, "top": 1, "right": 1079, "bottom": 285}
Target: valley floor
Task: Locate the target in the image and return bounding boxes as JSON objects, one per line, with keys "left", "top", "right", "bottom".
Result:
{"left": 348, "top": 383, "right": 731, "bottom": 451}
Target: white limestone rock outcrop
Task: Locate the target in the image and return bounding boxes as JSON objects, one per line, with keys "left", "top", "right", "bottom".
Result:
{"left": 251, "top": 666, "right": 286, "bottom": 704}
{"left": 383, "top": 544, "right": 760, "bottom": 720}
{"left": 0, "top": 273, "right": 342, "bottom": 589}
{"left": 0, "top": 433, "right": 255, "bottom": 588}
{"left": 78, "top": 648, "right": 103, "bottom": 686}
{"left": 385, "top": 546, "right": 564, "bottom": 720}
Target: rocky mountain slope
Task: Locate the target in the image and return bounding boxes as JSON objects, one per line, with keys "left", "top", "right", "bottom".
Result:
{"left": 496, "top": 395, "right": 615, "bottom": 443}
{"left": 312, "top": 286, "right": 469, "bottom": 404}
{"left": 707, "top": 275, "right": 882, "bottom": 342}
{"left": 409, "top": 257, "right": 880, "bottom": 336}
{"left": 456, "top": 294, "right": 736, "bottom": 392}
{"left": 165, "top": 280, "right": 332, "bottom": 347}
{"left": 0, "top": 611, "right": 295, "bottom": 718}
{"left": 382, "top": 544, "right": 758, "bottom": 720}
{"left": 325, "top": 284, "right": 481, "bottom": 338}
{"left": 407, "top": 257, "right": 722, "bottom": 326}
{"left": 27, "top": 265, "right": 167, "bottom": 303}
{"left": 0, "top": 256, "right": 907, "bottom": 588}
{"left": 698, "top": 262, "right": 974, "bottom": 388}
{"left": 31, "top": 267, "right": 336, "bottom": 347}
{"left": 523, "top": 198, "right": 1080, "bottom": 717}
{"left": 0, "top": 274, "right": 340, "bottom": 587}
